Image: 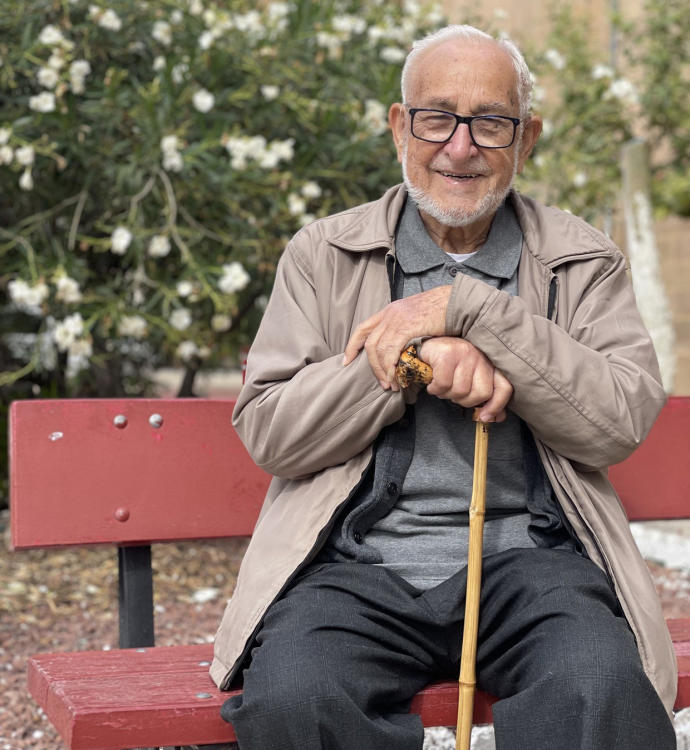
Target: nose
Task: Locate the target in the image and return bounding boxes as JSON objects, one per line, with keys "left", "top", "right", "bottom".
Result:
{"left": 444, "top": 122, "right": 478, "bottom": 159}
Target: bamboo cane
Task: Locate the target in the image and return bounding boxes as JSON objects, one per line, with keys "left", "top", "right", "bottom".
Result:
{"left": 456, "top": 414, "right": 489, "bottom": 750}
{"left": 394, "top": 347, "right": 490, "bottom": 748}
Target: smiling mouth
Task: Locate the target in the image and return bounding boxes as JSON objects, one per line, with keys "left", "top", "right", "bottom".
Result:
{"left": 439, "top": 171, "right": 484, "bottom": 179}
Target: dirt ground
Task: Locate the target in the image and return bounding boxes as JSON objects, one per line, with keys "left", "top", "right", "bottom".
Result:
{"left": 1, "top": 508, "right": 689, "bottom": 749}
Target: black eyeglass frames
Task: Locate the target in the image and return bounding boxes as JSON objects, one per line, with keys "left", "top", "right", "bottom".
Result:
{"left": 408, "top": 108, "right": 520, "bottom": 149}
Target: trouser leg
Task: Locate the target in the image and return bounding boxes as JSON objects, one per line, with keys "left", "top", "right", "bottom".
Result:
{"left": 221, "top": 563, "right": 445, "bottom": 750}
{"left": 471, "top": 548, "right": 676, "bottom": 750}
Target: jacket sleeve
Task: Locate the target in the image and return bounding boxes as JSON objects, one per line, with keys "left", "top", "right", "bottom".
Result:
{"left": 446, "top": 251, "right": 666, "bottom": 469}
{"left": 232, "top": 239, "right": 407, "bottom": 479}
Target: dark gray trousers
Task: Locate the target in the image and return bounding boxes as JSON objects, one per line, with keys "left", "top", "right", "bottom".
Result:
{"left": 221, "top": 548, "right": 674, "bottom": 749}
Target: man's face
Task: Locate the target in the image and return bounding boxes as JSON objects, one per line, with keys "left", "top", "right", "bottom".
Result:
{"left": 390, "top": 39, "right": 540, "bottom": 228}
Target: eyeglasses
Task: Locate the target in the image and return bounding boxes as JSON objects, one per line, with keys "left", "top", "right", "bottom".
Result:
{"left": 408, "top": 108, "right": 520, "bottom": 149}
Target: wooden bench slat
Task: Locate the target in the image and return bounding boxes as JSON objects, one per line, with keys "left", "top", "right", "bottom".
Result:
{"left": 27, "top": 619, "right": 690, "bottom": 750}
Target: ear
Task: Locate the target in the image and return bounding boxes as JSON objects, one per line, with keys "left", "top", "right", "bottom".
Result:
{"left": 516, "top": 116, "right": 542, "bottom": 174}
{"left": 389, "top": 103, "right": 406, "bottom": 163}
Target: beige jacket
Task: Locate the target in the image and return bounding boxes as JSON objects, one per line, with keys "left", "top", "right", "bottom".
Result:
{"left": 211, "top": 184, "right": 677, "bottom": 715}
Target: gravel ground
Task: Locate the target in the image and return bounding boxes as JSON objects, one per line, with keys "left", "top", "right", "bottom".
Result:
{"left": 1, "top": 510, "right": 688, "bottom": 749}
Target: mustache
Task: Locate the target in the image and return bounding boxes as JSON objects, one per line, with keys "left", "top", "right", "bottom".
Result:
{"left": 429, "top": 160, "right": 490, "bottom": 175}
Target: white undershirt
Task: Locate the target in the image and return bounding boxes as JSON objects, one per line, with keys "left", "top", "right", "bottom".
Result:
{"left": 445, "top": 251, "right": 478, "bottom": 263}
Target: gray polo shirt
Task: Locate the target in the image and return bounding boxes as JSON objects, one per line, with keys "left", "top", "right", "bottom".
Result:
{"left": 318, "top": 198, "right": 576, "bottom": 590}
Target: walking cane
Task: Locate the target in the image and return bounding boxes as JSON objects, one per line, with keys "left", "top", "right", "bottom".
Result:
{"left": 396, "top": 346, "right": 490, "bottom": 750}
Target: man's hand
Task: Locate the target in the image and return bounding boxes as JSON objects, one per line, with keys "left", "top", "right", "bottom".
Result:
{"left": 419, "top": 337, "right": 513, "bottom": 422}
{"left": 342, "top": 286, "right": 451, "bottom": 390}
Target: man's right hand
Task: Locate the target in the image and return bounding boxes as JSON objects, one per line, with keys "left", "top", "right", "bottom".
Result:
{"left": 418, "top": 337, "right": 513, "bottom": 422}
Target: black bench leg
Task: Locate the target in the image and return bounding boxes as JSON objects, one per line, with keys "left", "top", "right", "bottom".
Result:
{"left": 118, "top": 544, "right": 155, "bottom": 648}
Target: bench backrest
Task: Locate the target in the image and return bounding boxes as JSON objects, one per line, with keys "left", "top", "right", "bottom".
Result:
{"left": 9, "top": 396, "right": 690, "bottom": 551}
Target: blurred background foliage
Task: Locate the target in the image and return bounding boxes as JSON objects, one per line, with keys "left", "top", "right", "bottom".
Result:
{"left": 1, "top": 0, "right": 688, "bottom": 508}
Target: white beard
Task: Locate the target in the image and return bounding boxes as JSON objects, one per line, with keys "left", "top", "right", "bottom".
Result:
{"left": 401, "top": 139, "right": 520, "bottom": 228}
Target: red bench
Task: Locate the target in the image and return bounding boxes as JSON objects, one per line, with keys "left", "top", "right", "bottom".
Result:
{"left": 10, "top": 396, "right": 690, "bottom": 750}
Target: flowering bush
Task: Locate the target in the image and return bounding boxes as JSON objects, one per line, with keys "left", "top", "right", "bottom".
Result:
{"left": 0, "top": 0, "right": 446, "bottom": 401}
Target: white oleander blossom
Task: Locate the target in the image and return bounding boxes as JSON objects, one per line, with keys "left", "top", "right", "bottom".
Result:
{"left": 188, "top": 0, "right": 204, "bottom": 15}
{"left": 176, "top": 280, "right": 194, "bottom": 297}
{"left": 301, "top": 181, "right": 322, "bottom": 199}
{"left": 38, "top": 25, "right": 65, "bottom": 46}
{"left": 544, "top": 48, "right": 566, "bottom": 70}
{"left": 161, "top": 135, "right": 184, "bottom": 172}
{"left": 48, "top": 50, "right": 66, "bottom": 69}
{"left": 53, "top": 312, "right": 85, "bottom": 351}
{"left": 193, "top": 88, "right": 215, "bottom": 113}
{"left": 89, "top": 6, "right": 123, "bottom": 32}
{"left": 19, "top": 169, "right": 34, "bottom": 191}
{"left": 29, "top": 91, "right": 56, "bottom": 112}
{"left": 15, "top": 146, "right": 35, "bottom": 166}
{"left": 223, "top": 134, "right": 294, "bottom": 170}
{"left": 69, "top": 59, "right": 91, "bottom": 94}
{"left": 118, "top": 315, "right": 148, "bottom": 339}
{"left": 176, "top": 340, "right": 200, "bottom": 362}
{"left": 380, "top": 46, "right": 406, "bottom": 64}
{"left": 573, "top": 171, "right": 588, "bottom": 188}
{"left": 148, "top": 234, "right": 171, "bottom": 258}
{"left": 332, "top": 15, "right": 367, "bottom": 35}
{"left": 261, "top": 85, "right": 280, "bottom": 101}
{"left": 211, "top": 313, "right": 232, "bottom": 332}
{"left": 152, "top": 20, "right": 173, "bottom": 46}
{"left": 0, "top": 127, "right": 11, "bottom": 144}
{"left": 316, "top": 31, "right": 342, "bottom": 58}
{"left": 37, "top": 66, "right": 60, "bottom": 89}
{"left": 55, "top": 275, "right": 82, "bottom": 304}
{"left": 8, "top": 279, "right": 50, "bottom": 313}
{"left": 66, "top": 337, "right": 93, "bottom": 378}
{"left": 111, "top": 226, "right": 133, "bottom": 254}
{"left": 0, "top": 145, "right": 13, "bottom": 164}
{"left": 361, "top": 99, "right": 388, "bottom": 136}
{"left": 218, "top": 262, "right": 250, "bottom": 294}
{"left": 592, "top": 64, "right": 614, "bottom": 80}
{"left": 170, "top": 307, "right": 192, "bottom": 331}
{"left": 287, "top": 193, "right": 306, "bottom": 216}
{"left": 605, "top": 78, "right": 638, "bottom": 105}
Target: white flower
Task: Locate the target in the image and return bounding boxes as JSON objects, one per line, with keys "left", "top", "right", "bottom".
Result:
{"left": 8, "top": 279, "right": 49, "bottom": 312}
{"left": 299, "top": 213, "right": 315, "bottom": 226}
{"left": 37, "top": 66, "right": 59, "bottom": 89}
{"left": 152, "top": 20, "right": 173, "bottom": 46}
{"left": 362, "top": 99, "right": 388, "bottom": 136}
{"left": 176, "top": 280, "right": 194, "bottom": 297}
{"left": 592, "top": 64, "right": 614, "bottom": 80}
{"left": 91, "top": 7, "right": 123, "bottom": 32}
{"left": 261, "top": 85, "right": 280, "bottom": 101}
{"left": 148, "top": 234, "right": 171, "bottom": 258}
{"left": 218, "top": 262, "right": 250, "bottom": 294}
{"left": 316, "top": 31, "right": 342, "bottom": 57}
{"left": 171, "top": 62, "right": 188, "bottom": 84}
{"left": 15, "top": 146, "right": 35, "bottom": 166}
{"left": 111, "top": 226, "right": 133, "bottom": 254}
{"left": 162, "top": 150, "right": 183, "bottom": 172}
{"left": 267, "top": 2, "right": 290, "bottom": 22}
{"left": 170, "top": 308, "right": 192, "bottom": 331}
{"left": 544, "top": 48, "right": 566, "bottom": 70}
{"left": 0, "top": 145, "right": 13, "bottom": 164}
{"left": 573, "top": 171, "right": 588, "bottom": 188}
{"left": 380, "top": 46, "right": 406, "bottom": 63}
{"left": 38, "top": 25, "right": 65, "bottom": 45}
{"left": 332, "top": 15, "right": 367, "bottom": 35}
{"left": 605, "top": 78, "right": 638, "bottom": 105}
{"left": 267, "top": 138, "right": 294, "bottom": 162}
{"left": 19, "top": 169, "right": 34, "bottom": 191}
{"left": 541, "top": 119, "right": 554, "bottom": 138}
{"left": 153, "top": 55, "right": 166, "bottom": 71}
{"left": 69, "top": 59, "right": 91, "bottom": 94}
{"left": 160, "top": 135, "right": 180, "bottom": 154}
{"left": 193, "top": 88, "right": 215, "bottom": 113}
{"left": 55, "top": 275, "right": 82, "bottom": 303}
{"left": 176, "top": 339, "right": 200, "bottom": 361}
{"left": 301, "top": 181, "right": 322, "bottom": 199}
{"left": 198, "top": 30, "right": 216, "bottom": 50}
{"left": 0, "top": 127, "right": 11, "bottom": 144}
{"left": 287, "top": 193, "right": 306, "bottom": 216}
{"left": 211, "top": 313, "right": 232, "bottom": 332}
{"left": 53, "top": 313, "right": 84, "bottom": 351}
{"left": 118, "top": 315, "right": 148, "bottom": 338}
{"left": 233, "top": 11, "right": 264, "bottom": 36}
{"left": 188, "top": 0, "right": 204, "bottom": 15}
{"left": 29, "top": 91, "right": 56, "bottom": 112}
{"left": 48, "top": 50, "right": 65, "bottom": 69}
{"left": 170, "top": 9, "right": 184, "bottom": 24}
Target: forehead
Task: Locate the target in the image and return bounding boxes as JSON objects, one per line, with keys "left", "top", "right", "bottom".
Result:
{"left": 407, "top": 38, "right": 519, "bottom": 114}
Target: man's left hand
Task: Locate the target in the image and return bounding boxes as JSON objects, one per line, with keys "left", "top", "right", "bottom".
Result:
{"left": 343, "top": 286, "right": 451, "bottom": 390}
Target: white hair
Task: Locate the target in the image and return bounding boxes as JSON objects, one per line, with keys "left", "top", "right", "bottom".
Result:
{"left": 400, "top": 25, "right": 533, "bottom": 120}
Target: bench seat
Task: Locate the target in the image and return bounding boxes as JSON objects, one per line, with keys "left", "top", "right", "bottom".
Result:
{"left": 27, "top": 618, "right": 690, "bottom": 750}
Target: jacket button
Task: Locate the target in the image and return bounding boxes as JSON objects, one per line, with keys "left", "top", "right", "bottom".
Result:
{"left": 386, "top": 482, "right": 398, "bottom": 496}
{"left": 449, "top": 266, "right": 459, "bottom": 277}
{"left": 353, "top": 531, "right": 363, "bottom": 544}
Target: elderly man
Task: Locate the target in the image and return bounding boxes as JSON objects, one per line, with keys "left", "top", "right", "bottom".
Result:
{"left": 212, "top": 24, "right": 677, "bottom": 750}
